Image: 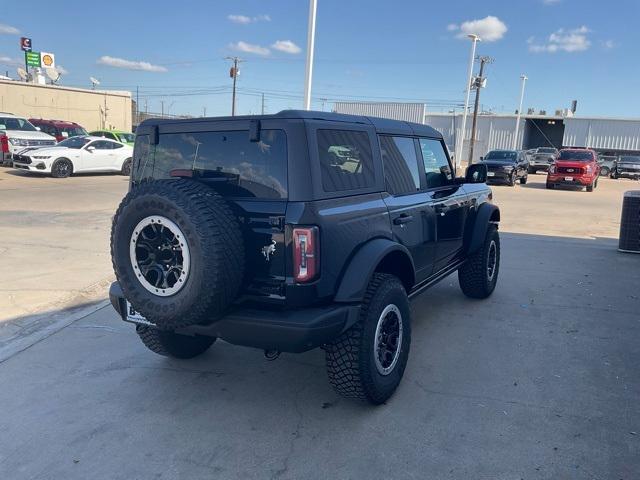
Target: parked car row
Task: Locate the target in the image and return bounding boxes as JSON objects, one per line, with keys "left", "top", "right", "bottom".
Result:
{"left": 0, "top": 112, "right": 135, "bottom": 177}
{"left": 480, "top": 147, "right": 602, "bottom": 192}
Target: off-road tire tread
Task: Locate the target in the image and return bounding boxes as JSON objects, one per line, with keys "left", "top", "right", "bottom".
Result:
{"left": 111, "top": 179, "right": 244, "bottom": 329}
{"left": 324, "top": 273, "right": 409, "bottom": 404}
{"left": 458, "top": 224, "right": 500, "bottom": 299}
{"left": 136, "top": 325, "right": 215, "bottom": 359}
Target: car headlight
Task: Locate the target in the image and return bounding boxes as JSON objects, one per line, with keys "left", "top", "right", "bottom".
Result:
{"left": 8, "top": 138, "right": 29, "bottom": 146}
{"left": 32, "top": 155, "right": 51, "bottom": 159}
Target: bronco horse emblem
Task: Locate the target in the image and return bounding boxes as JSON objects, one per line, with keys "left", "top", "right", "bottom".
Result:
{"left": 261, "top": 240, "right": 277, "bottom": 261}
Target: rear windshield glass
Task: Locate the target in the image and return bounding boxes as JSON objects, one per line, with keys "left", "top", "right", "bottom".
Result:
{"left": 317, "top": 129, "right": 375, "bottom": 192}
{"left": 537, "top": 148, "right": 556, "bottom": 154}
{"left": 0, "top": 117, "right": 37, "bottom": 131}
{"left": 133, "top": 130, "right": 287, "bottom": 199}
{"left": 558, "top": 150, "right": 593, "bottom": 161}
{"left": 619, "top": 156, "right": 640, "bottom": 164}
{"left": 118, "top": 133, "right": 136, "bottom": 143}
{"left": 484, "top": 151, "right": 517, "bottom": 161}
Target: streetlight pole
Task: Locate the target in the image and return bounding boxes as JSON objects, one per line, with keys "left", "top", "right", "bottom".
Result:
{"left": 303, "top": 0, "right": 317, "bottom": 110}
{"left": 512, "top": 74, "right": 528, "bottom": 150}
{"left": 456, "top": 33, "right": 480, "bottom": 168}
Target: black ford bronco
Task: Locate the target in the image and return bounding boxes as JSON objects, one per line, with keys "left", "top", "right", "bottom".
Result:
{"left": 109, "top": 110, "right": 500, "bottom": 404}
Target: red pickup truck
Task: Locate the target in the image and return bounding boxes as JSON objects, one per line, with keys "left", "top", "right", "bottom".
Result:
{"left": 546, "top": 148, "right": 601, "bottom": 192}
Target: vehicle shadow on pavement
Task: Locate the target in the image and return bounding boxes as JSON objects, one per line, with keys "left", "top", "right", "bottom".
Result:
{"left": 0, "top": 232, "right": 638, "bottom": 479}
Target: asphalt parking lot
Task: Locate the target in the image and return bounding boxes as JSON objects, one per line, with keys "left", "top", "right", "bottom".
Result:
{"left": 1, "top": 168, "right": 639, "bottom": 479}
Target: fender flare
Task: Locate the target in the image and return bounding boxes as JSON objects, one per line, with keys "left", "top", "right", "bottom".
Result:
{"left": 334, "top": 238, "right": 415, "bottom": 303}
{"left": 467, "top": 203, "right": 500, "bottom": 255}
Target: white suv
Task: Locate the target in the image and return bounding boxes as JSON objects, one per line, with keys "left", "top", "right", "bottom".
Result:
{"left": 0, "top": 113, "right": 57, "bottom": 166}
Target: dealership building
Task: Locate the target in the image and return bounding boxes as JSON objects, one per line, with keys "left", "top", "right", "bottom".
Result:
{"left": 334, "top": 102, "right": 640, "bottom": 164}
{"left": 0, "top": 79, "right": 132, "bottom": 132}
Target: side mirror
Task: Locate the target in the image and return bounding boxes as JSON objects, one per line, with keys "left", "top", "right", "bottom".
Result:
{"left": 465, "top": 163, "right": 487, "bottom": 184}
{"left": 86, "top": 146, "right": 95, "bottom": 152}
{"left": 479, "top": 156, "right": 484, "bottom": 161}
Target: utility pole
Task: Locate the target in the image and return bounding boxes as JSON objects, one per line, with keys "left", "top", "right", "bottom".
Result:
{"left": 135, "top": 86, "right": 139, "bottom": 126}
{"left": 203, "top": 106, "right": 207, "bottom": 117}
{"left": 456, "top": 33, "right": 481, "bottom": 168}
{"left": 160, "top": 99, "right": 164, "bottom": 118}
{"left": 261, "top": 93, "right": 265, "bottom": 115}
{"left": 512, "top": 74, "right": 528, "bottom": 150}
{"left": 468, "top": 56, "right": 493, "bottom": 165}
{"left": 226, "top": 56, "right": 243, "bottom": 116}
{"left": 303, "top": 0, "right": 318, "bottom": 110}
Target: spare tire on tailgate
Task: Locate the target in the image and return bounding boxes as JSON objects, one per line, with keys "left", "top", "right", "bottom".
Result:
{"left": 111, "top": 179, "right": 244, "bottom": 330}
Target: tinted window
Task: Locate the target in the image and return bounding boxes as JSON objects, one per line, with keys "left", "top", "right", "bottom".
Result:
{"left": 90, "top": 140, "right": 114, "bottom": 150}
{"left": 118, "top": 133, "right": 135, "bottom": 143}
{"left": 61, "top": 127, "right": 88, "bottom": 137}
{"left": 380, "top": 136, "right": 420, "bottom": 195}
{"left": 558, "top": 150, "right": 594, "bottom": 161}
{"left": 537, "top": 148, "right": 556, "bottom": 154}
{"left": 138, "top": 130, "right": 287, "bottom": 199}
{"left": 0, "top": 117, "right": 37, "bottom": 131}
{"left": 620, "top": 156, "right": 640, "bottom": 164}
{"left": 317, "top": 129, "right": 375, "bottom": 192}
{"left": 419, "top": 138, "right": 453, "bottom": 189}
{"left": 485, "top": 150, "right": 518, "bottom": 161}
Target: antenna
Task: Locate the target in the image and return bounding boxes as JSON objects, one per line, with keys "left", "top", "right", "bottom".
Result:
{"left": 45, "top": 67, "right": 60, "bottom": 84}
{"left": 17, "top": 67, "right": 28, "bottom": 81}
{"left": 89, "top": 76, "right": 100, "bottom": 89}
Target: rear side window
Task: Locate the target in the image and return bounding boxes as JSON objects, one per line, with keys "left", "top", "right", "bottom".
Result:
{"left": 134, "top": 130, "right": 287, "bottom": 199}
{"left": 317, "top": 129, "right": 375, "bottom": 192}
{"left": 419, "top": 138, "right": 453, "bottom": 189}
{"left": 379, "top": 136, "right": 420, "bottom": 195}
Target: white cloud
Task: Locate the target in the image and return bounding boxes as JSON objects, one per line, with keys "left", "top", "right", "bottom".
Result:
{"left": 529, "top": 26, "right": 591, "bottom": 53}
{"left": 97, "top": 56, "right": 168, "bottom": 72}
{"left": 271, "top": 40, "right": 301, "bottom": 54}
{"left": 228, "top": 14, "right": 271, "bottom": 24}
{"left": 0, "top": 23, "right": 20, "bottom": 35}
{"left": 451, "top": 15, "right": 508, "bottom": 42}
{"left": 602, "top": 39, "right": 616, "bottom": 50}
{"left": 0, "top": 55, "right": 22, "bottom": 66}
{"left": 229, "top": 41, "right": 270, "bottom": 56}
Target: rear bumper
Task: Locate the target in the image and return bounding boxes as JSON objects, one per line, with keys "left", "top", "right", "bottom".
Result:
{"left": 109, "top": 282, "right": 360, "bottom": 353}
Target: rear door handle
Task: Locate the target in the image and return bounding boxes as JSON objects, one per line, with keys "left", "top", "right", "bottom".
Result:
{"left": 393, "top": 214, "right": 414, "bottom": 225}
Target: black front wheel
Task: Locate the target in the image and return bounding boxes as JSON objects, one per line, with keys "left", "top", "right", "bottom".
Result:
{"left": 121, "top": 158, "right": 132, "bottom": 176}
{"left": 136, "top": 325, "right": 215, "bottom": 359}
{"left": 508, "top": 172, "right": 516, "bottom": 186}
{"left": 458, "top": 224, "right": 500, "bottom": 299}
{"left": 324, "top": 273, "right": 411, "bottom": 404}
{"left": 51, "top": 158, "right": 73, "bottom": 178}
{"left": 600, "top": 166, "right": 610, "bottom": 177}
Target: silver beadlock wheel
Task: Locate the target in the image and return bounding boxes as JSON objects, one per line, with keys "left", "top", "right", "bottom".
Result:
{"left": 129, "top": 215, "right": 190, "bottom": 296}
{"left": 374, "top": 304, "right": 403, "bottom": 376}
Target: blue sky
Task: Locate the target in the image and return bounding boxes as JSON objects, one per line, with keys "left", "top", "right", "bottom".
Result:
{"left": 1, "top": 0, "right": 639, "bottom": 118}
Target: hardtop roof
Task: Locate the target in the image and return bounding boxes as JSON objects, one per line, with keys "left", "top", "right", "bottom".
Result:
{"left": 138, "top": 110, "right": 443, "bottom": 139}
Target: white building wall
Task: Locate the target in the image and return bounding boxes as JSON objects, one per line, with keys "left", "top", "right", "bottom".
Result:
{"left": 563, "top": 118, "right": 640, "bottom": 151}
{"left": 333, "top": 102, "right": 426, "bottom": 124}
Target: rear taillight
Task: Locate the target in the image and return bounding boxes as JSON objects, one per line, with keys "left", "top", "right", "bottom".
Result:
{"left": 0, "top": 135, "right": 8, "bottom": 153}
{"left": 293, "top": 226, "right": 319, "bottom": 283}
